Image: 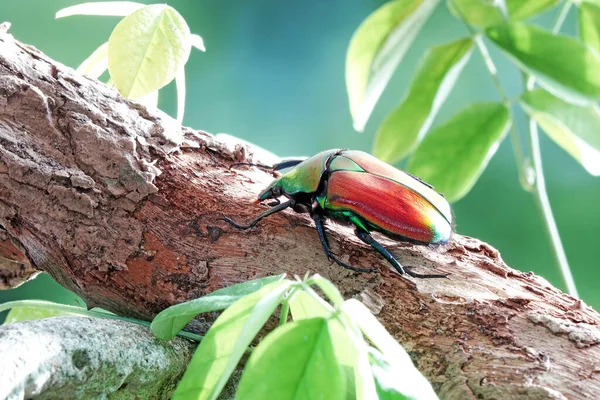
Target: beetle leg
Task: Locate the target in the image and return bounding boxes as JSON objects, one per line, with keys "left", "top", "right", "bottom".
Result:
{"left": 354, "top": 229, "right": 449, "bottom": 279}
{"left": 220, "top": 200, "right": 294, "bottom": 230}
{"left": 267, "top": 199, "right": 281, "bottom": 207}
{"left": 312, "top": 214, "right": 375, "bottom": 273}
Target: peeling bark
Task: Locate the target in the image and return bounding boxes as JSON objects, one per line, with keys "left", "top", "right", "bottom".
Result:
{"left": 0, "top": 29, "right": 599, "bottom": 400}
{"left": 0, "top": 227, "right": 38, "bottom": 288}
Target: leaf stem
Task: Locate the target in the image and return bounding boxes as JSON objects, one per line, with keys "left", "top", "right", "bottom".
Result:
{"left": 468, "top": 31, "right": 533, "bottom": 190}
{"left": 552, "top": 1, "right": 573, "bottom": 35}
{"left": 472, "top": 35, "right": 533, "bottom": 191}
{"left": 474, "top": 35, "right": 507, "bottom": 99}
{"left": 523, "top": 92, "right": 578, "bottom": 297}
{"left": 454, "top": 0, "right": 578, "bottom": 296}
{"left": 519, "top": 1, "right": 579, "bottom": 298}
{"left": 279, "top": 287, "right": 300, "bottom": 326}
{"left": 279, "top": 301, "right": 290, "bottom": 325}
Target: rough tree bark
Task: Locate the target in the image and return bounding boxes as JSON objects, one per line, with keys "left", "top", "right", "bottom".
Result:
{"left": 0, "top": 317, "right": 198, "bottom": 400}
{"left": 1, "top": 27, "right": 599, "bottom": 400}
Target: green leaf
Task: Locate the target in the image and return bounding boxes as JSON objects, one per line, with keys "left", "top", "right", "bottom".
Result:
{"left": 151, "top": 273, "right": 285, "bottom": 340}
{"left": 486, "top": 22, "right": 600, "bottom": 105}
{"left": 448, "top": 0, "right": 557, "bottom": 28}
{"left": 447, "top": 0, "right": 504, "bottom": 28}
{"left": 289, "top": 290, "right": 334, "bottom": 321}
{"left": 289, "top": 288, "right": 358, "bottom": 399}
{"left": 506, "top": 0, "right": 559, "bottom": 21}
{"left": 341, "top": 299, "right": 413, "bottom": 366}
{"left": 2, "top": 302, "right": 82, "bottom": 324}
{"left": 580, "top": 2, "right": 600, "bottom": 54}
{"left": 77, "top": 42, "right": 108, "bottom": 79}
{"left": 346, "top": 0, "right": 440, "bottom": 132}
{"left": 108, "top": 4, "right": 191, "bottom": 99}
{"left": 370, "top": 348, "right": 439, "bottom": 400}
{"left": 310, "top": 274, "right": 344, "bottom": 306}
{"left": 520, "top": 88, "right": 600, "bottom": 175}
{"left": 353, "top": 345, "right": 378, "bottom": 400}
{"left": 406, "top": 102, "right": 510, "bottom": 202}
{"left": 56, "top": 1, "right": 145, "bottom": 18}
{"left": 341, "top": 299, "right": 438, "bottom": 400}
{"left": 172, "top": 280, "right": 292, "bottom": 400}
{"left": 236, "top": 318, "right": 346, "bottom": 400}
{"left": 373, "top": 38, "right": 473, "bottom": 164}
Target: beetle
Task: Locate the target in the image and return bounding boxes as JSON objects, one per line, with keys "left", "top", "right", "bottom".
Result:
{"left": 221, "top": 148, "right": 452, "bottom": 279}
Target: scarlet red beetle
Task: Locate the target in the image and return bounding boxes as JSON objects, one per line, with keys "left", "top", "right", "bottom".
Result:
{"left": 222, "top": 149, "right": 452, "bottom": 278}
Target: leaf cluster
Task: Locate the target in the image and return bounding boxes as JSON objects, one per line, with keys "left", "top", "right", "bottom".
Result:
{"left": 153, "top": 273, "right": 439, "bottom": 400}
{"left": 1, "top": 274, "right": 440, "bottom": 400}
{"left": 347, "top": 0, "right": 600, "bottom": 202}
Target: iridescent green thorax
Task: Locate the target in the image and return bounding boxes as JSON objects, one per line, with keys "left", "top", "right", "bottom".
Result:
{"left": 328, "top": 155, "right": 364, "bottom": 173}
{"left": 258, "top": 149, "right": 339, "bottom": 200}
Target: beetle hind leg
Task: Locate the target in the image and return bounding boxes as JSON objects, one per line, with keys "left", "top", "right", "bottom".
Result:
{"left": 312, "top": 214, "right": 375, "bottom": 273}
{"left": 220, "top": 200, "right": 294, "bottom": 230}
{"left": 354, "top": 228, "right": 449, "bottom": 279}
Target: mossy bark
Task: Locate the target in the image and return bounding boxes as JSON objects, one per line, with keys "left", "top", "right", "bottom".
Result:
{"left": 0, "top": 317, "right": 197, "bottom": 399}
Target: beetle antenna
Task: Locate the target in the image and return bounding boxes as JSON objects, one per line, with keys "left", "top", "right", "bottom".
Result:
{"left": 229, "top": 162, "right": 274, "bottom": 171}
{"left": 219, "top": 200, "right": 294, "bottom": 230}
{"left": 229, "top": 159, "right": 306, "bottom": 172}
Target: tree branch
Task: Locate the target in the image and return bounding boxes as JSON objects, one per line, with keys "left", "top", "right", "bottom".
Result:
{"left": 1, "top": 28, "right": 599, "bottom": 399}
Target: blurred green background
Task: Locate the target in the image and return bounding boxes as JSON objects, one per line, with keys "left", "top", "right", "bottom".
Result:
{"left": 1, "top": 1, "right": 598, "bottom": 311}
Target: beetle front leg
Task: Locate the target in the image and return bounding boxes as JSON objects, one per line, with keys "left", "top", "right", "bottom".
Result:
{"left": 220, "top": 200, "right": 294, "bottom": 230}
{"left": 267, "top": 198, "right": 281, "bottom": 207}
{"left": 354, "top": 229, "right": 449, "bottom": 279}
{"left": 312, "top": 214, "right": 375, "bottom": 273}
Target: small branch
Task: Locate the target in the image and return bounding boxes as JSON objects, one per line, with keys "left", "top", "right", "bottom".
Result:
{"left": 525, "top": 112, "right": 578, "bottom": 297}
{"left": 520, "top": 2, "right": 578, "bottom": 298}
{"left": 552, "top": 1, "right": 573, "bottom": 35}
{"left": 473, "top": 34, "right": 533, "bottom": 192}
{"left": 473, "top": 35, "right": 507, "bottom": 99}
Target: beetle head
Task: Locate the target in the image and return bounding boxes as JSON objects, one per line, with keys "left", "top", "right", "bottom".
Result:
{"left": 256, "top": 179, "right": 283, "bottom": 204}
